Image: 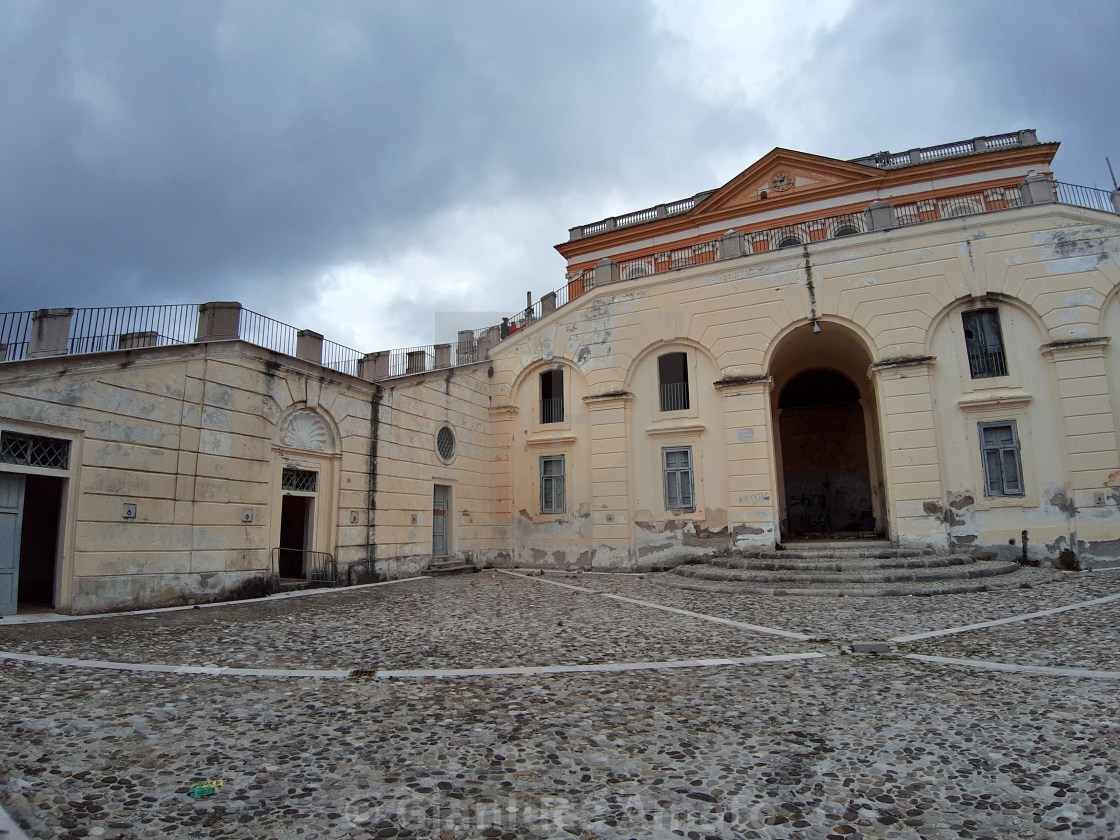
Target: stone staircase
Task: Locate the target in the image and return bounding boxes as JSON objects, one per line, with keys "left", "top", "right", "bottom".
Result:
{"left": 426, "top": 557, "right": 478, "bottom": 577}
{"left": 660, "top": 540, "right": 1060, "bottom": 597}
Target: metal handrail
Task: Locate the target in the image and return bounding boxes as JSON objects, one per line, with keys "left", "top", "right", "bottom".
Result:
{"left": 271, "top": 547, "right": 338, "bottom": 588}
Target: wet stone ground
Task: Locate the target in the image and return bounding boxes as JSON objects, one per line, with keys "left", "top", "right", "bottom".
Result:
{"left": 1, "top": 570, "right": 1119, "bottom": 840}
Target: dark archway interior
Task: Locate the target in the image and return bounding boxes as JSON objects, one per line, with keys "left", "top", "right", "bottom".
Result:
{"left": 18, "top": 474, "right": 63, "bottom": 606}
{"left": 778, "top": 367, "right": 875, "bottom": 536}
{"left": 279, "top": 495, "right": 310, "bottom": 577}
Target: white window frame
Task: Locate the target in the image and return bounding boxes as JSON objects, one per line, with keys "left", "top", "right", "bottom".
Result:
{"left": 540, "top": 455, "right": 565, "bottom": 514}
{"left": 978, "top": 421, "right": 1024, "bottom": 497}
{"left": 662, "top": 446, "right": 694, "bottom": 511}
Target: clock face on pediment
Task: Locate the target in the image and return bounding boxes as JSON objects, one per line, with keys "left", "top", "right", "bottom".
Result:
{"left": 770, "top": 171, "right": 794, "bottom": 192}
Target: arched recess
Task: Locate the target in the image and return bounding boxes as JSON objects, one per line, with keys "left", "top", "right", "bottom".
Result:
{"left": 625, "top": 339, "right": 730, "bottom": 556}
{"left": 1103, "top": 289, "right": 1120, "bottom": 457}
{"left": 768, "top": 321, "right": 885, "bottom": 538}
{"left": 508, "top": 359, "right": 593, "bottom": 567}
{"left": 270, "top": 406, "right": 342, "bottom": 580}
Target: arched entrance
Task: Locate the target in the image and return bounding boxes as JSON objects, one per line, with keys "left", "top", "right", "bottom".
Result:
{"left": 770, "top": 323, "right": 885, "bottom": 540}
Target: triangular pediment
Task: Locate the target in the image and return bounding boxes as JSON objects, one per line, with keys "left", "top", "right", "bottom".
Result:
{"left": 690, "top": 148, "right": 884, "bottom": 220}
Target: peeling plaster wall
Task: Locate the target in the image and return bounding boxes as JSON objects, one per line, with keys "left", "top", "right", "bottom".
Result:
{"left": 491, "top": 205, "right": 1120, "bottom": 567}
{"left": 372, "top": 364, "right": 503, "bottom": 576}
{"left": 0, "top": 342, "right": 376, "bottom": 613}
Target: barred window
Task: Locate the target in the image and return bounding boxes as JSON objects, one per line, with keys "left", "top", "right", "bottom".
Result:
{"left": 436, "top": 426, "right": 455, "bottom": 460}
{"left": 658, "top": 352, "right": 690, "bottom": 412}
{"left": 962, "top": 309, "right": 1008, "bottom": 378}
{"left": 540, "top": 369, "right": 564, "bottom": 424}
{"left": 0, "top": 431, "right": 70, "bottom": 470}
{"left": 282, "top": 468, "right": 318, "bottom": 493}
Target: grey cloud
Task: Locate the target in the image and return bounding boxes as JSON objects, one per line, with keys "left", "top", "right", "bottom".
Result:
{"left": 2, "top": 0, "right": 742, "bottom": 313}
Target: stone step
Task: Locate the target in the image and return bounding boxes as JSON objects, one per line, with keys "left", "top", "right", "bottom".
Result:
{"left": 675, "top": 559, "right": 1021, "bottom": 586}
{"left": 780, "top": 539, "right": 919, "bottom": 552}
{"left": 751, "top": 547, "right": 934, "bottom": 560}
{"left": 427, "top": 561, "right": 477, "bottom": 577}
{"left": 708, "top": 554, "right": 976, "bottom": 572}
{"left": 657, "top": 565, "right": 1060, "bottom": 597}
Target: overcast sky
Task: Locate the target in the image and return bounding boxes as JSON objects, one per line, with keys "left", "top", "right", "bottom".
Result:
{"left": 2, "top": 0, "right": 1117, "bottom": 352}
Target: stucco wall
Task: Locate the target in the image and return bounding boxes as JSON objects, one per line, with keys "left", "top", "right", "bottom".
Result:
{"left": 372, "top": 362, "right": 503, "bottom": 576}
{"left": 489, "top": 203, "right": 1120, "bottom": 567}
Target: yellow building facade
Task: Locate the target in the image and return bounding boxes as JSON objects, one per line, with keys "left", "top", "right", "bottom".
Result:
{"left": 2, "top": 130, "right": 1119, "bottom": 613}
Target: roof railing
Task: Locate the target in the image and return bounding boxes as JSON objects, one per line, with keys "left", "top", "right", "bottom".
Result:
{"left": 2, "top": 172, "right": 1115, "bottom": 381}
{"left": 568, "top": 130, "right": 1043, "bottom": 241}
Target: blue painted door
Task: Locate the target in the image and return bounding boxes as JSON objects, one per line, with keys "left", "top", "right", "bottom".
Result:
{"left": 0, "top": 473, "right": 26, "bottom": 616}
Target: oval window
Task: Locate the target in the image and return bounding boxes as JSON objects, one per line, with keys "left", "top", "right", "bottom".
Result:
{"left": 436, "top": 426, "right": 455, "bottom": 461}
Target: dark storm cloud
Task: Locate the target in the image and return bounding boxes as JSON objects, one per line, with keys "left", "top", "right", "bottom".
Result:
{"left": 0, "top": 0, "right": 765, "bottom": 314}
{"left": 798, "top": 1, "right": 1119, "bottom": 188}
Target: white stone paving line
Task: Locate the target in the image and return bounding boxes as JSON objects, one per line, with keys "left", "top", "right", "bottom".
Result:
{"left": 0, "top": 576, "right": 430, "bottom": 625}
{"left": 0, "top": 650, "right": 350, "bottom": 680}
{"left": 0, "top": 802, "right": 32, "bottom": 840}
{"left": 373, "top": 652, "right": 828, "bottom": 679}
{"left": 906, "top": 654, "right": 1120, "bottom": 680}
{"left": 499, "top": 569, "right": 814, "bottom": 641}
{"left": 889, "top": 591, "right": 1120, "bottom": 643}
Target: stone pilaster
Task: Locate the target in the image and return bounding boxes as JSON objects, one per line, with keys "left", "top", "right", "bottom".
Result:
{"left": 868, "top": 356, "right": 947, "bottom": 549}
{"left": 714, "top": 376, "right": 778, "bottom": 550}
{"left": 583, "top": 392, "right": 633, "bottom": 567}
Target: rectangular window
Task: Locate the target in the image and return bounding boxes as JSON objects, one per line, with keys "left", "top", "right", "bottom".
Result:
{"left": 979, "top": 421, "right": 1024, "bottom": 497}
{"left": 540, "top": 369, "right": 564, "bottom": 423}
{"left": 540, "top": 455, "right": 565, "bottom": 514}
{"left": 282, "top": 468, "right": 318, "bottom": 493}
{"left": 962, "top": 309, "right": 1008, "bottom": 378}
{"left": 662, "top": 446, "right": 694, "bottom": 510}
{"left": 658, "top": 352, "right": 690, "bottom": 411}
{"left": 0, "top": 431, "right": 70, "bottom": 470}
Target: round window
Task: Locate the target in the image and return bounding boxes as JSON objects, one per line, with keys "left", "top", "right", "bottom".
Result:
{"left": 436, "top": 426, "right": 455, "bottom": 461}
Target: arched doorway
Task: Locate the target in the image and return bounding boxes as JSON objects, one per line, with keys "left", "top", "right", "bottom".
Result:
{"left": 770, "top": 323, "right": 885, "bottom": 540}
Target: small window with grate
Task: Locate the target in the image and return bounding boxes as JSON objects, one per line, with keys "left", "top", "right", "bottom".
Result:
{"left": 0, "top": 431, "right": 70, "bottom": 470}
{"left": 282, "top": 468, "right": 318, "bottom": 493}
{"left": 658, "top": 352, "right": 690, "bottom": 412}
{"left": 962, "top": 309, "right": 1008, "bottom": 378}
{"left": 436, "top": 426, "right": 456, "bottom": 461}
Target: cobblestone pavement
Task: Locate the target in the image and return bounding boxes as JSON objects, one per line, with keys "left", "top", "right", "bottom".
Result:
{"left": 1, "top": 571, "right": 1119, "bottom": 840}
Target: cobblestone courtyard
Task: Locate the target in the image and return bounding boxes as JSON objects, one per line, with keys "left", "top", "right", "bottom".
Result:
{"left": 2, "top": 570, "right": 1119, "bottom": 840}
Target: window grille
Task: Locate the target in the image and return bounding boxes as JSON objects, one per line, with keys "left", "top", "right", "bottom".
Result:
{"left": 658, "top": 353, "right": 690, "bottom": 411}
{"left": 436, "top": 426, "right": 456, "bottom": 460}
{"left": 282, "top": 468, "right": 318, "bottom": 493}
{"left": 0, "top": 431, "right": 70, "bottom": 470}
{"left": 962, "top": 309, "right": 1008, "bottom": 378}
{"left": 540, "top": 369, "right": 564, "bottom": 423}
{"left": 540, "top": 456, "right": 565, "bottom": 514}
{"left": 663, "top": 446, "right": 694, "bottom": 510}
{"left": 979, "top": 422, "right": 1024, "bottom": 497}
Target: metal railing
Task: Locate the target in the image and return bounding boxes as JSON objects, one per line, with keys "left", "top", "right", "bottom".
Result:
{"left": 519, "top": 177, "right": 1117, "bottom": 341}
{"left": 659, "top": 382, "right": 690, "bottom": 412}
{"left": 67, "top": 304, "right": 200, "bottom": 355}
{"left": 0, "top": 311, "right": 34, "bottom": 361}
{"left": 239, "top": 308, "right": 298, "bottom": 357}
{"left": 271, "top": 547, "right": 338, "bottom": 588}
{"left": 1055, "top": 181, "right": 1115, "bottom": 213}
{"left": 894, "top": 186, "right": 1025, "bottom": 227}
{"left": 322, "top": 339, "right": 363, "bottom": 378}
{"left": 540, "top": 396, "right": 564, "bottom": 424}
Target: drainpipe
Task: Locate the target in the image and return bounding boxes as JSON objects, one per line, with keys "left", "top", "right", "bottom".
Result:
{"left": 366, "top": 385, "right": 383, "bottom": 582}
